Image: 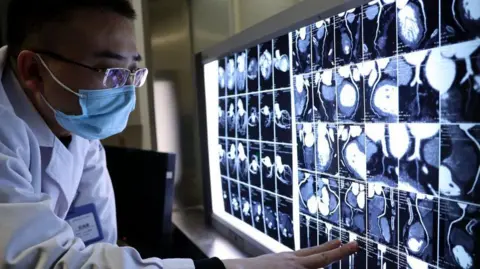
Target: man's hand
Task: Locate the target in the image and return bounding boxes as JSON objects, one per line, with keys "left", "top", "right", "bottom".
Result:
{"left": 222, "top": 240, "right": 358, "bottom": 269}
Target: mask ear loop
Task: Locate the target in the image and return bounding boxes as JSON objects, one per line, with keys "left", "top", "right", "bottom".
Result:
{"left": 36, "top": 54, "right": 85, "bottom": 98}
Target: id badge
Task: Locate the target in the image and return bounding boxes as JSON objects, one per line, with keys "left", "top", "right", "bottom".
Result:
{"left": 66, "top": 203, "right": 104, "bottom": 245}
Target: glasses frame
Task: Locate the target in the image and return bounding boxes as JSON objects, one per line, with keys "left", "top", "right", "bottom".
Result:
{"left": 32, "top": 49, "right": 148, "bottom": 88}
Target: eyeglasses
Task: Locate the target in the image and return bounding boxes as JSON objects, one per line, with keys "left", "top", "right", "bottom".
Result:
{"left": 32, "top": 49, "right": 149, "bottom": 88}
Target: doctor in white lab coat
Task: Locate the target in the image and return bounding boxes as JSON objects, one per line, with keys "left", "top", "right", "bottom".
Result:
{"left": 0, "top": 1, "right": 358, "bottom": 268}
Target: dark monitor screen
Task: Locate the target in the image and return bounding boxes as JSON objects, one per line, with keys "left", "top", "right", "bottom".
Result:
{"left": 200, "top": 1, "right": 480, "bottom": 268}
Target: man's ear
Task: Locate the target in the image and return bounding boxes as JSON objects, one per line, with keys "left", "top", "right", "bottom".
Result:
{"left": 16, "top": 50, "right": 44, "bottom": 93}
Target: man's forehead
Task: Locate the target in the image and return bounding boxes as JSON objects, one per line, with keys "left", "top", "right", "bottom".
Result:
{"left": 43, "top": 9, "right": 138, "bottom": 60}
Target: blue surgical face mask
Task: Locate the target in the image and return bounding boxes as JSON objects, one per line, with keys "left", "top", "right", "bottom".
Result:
{"left": 37, "top": 55, "right": 136, "bottom": 140}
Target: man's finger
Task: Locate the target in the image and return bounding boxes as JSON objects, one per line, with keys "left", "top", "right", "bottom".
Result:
{"left": 299, "top": 241, "right": 359, "bottom": 268}
{"left": 294, "top": 239, "right": 342, "bottom": 257}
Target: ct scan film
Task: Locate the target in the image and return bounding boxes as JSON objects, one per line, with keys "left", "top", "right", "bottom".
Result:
{"left": 208, "top": 0, "right": 479, "bottom": 268}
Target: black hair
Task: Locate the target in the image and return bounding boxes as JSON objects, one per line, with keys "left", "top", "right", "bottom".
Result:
{"left": 5, "top": 0, "right": 136, "bottom": 57}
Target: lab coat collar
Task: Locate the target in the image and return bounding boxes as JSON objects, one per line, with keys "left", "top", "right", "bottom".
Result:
{"left": 0, "top": 46, "right": 55, "bottom": 147}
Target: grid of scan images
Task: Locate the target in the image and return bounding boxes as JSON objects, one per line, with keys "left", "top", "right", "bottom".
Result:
{"left": 217, "top": 0, "right": 479, "bottom": 268}
{"left": 218, "top": 34, "right": 296, "bottom": 249}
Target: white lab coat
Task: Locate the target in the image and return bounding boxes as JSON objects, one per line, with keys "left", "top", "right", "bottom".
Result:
{"left": 0, "top": 46, "right": 194, "bottom": 269}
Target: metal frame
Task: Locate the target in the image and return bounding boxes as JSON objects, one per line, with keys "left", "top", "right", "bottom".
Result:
{"left": 196, "top": 0, "right": 371, "bottom": 256}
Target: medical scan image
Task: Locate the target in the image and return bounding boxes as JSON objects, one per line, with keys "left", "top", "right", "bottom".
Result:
{"left": 240, "top": 184, "right": 253, "bottom": 225}
{"left": 335, "top": 6, "right": 363, "bottom": 66}
{"left": 293, "top": 25, "right": 311, "bottom": 75}
{"left": 236, "top": 51, "right": 247, "bottom": 93}
{"left": 313, "top": 69, "right": 337, "bottom": 123}
{"left": 273, "top": 34, "right": 291, "bottom": 89}
{"left": 278, "top": 197, "right": 294, "bottom": 249}
{"left": 264, "top": 192, "right": 279, "bottom": 241}
{"left": 251, "top": 188, "right": 265, "bottom": 233}
{"left": 260, "top": 92, "right": 275, "bottom": 141}
{"left": 274, "top": 89, "right": 292, "bottom": 143}
{"left": 396, "top": 0, "right": 440, "bottom": 54}
{"left": 362, "top": 0, "right": 397, "bottom": 60}
{"left": 249, "top": 142, "right": 262, "bottom": 188}
{"left": 294, "top": 74, "right": 314, "bottom": 122}
{"left": 236, "top": 96, "right": 248, "bottom": 139}
{"left": 229, "top": 180, "right": 242, "bottom": 220}
{"left": 336, "top": 64, "right": 364, "bottom": 123}
{"left": 297, "top": 123, "right": 315, "bottom": 171}
{"left": 227, "top": 98, "right": 236, "bottom": 137}
{"left": 315, "top": 123, "right": 338, "bottom": 176}
{"left": 275, "top": 144, "right": 293, "bottom": 198}
{"left": 226, "top": 55, "right": 236, "bottom": 95}
{"left": 209, "top": 0, "right": 480, "bottom": 266}
{"left": 261, "top": 143, "right": 276, "bottom": 193}
{"left": 313, "top": 18, "right": 335, "bottom": 71}
{"left": 259, "top": 41, "right": 273, "bottom": 90}
{"left": 247, "top": 46, "right": 259, "bottom": 92}
{"left": 219, "top": 58, "right": 226, "bottom": 96}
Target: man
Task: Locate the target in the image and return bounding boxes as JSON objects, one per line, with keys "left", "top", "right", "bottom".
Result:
{"left": 0, "top": 1, "right": 359, "bottom": 268}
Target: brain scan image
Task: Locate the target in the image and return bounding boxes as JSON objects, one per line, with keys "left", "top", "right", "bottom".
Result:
{"left": 297, "top": 123, "right": 315, "bottom": 171}
{"left": 315, "top": 123, "right": 338, "bottom": 176}
{"left": 259, "top": 41, "right": 273, "bottom": 90}
{"left": 313, "top": 70, "right": 337, "bottom": 123}
{"left": 226, "top": 140, "right": 237, "bottom": 179}
{"left": 316, "top": 175, "right": 340, "bottom": 225}
{"left": 275, "top": 144, "right": 293, "bottom": 198}
{"left": 335, "top": 7, "right": 363, "bottom": 66}
{"left": 274, "top": 89, "right": 292, "bottom": 143}
{"left": 219, "top": 58, "right": 226, "bottom": 96}
{"left": 340, "top": 231, "right": 367, "bottom": 269}
{"left": 219, "top": 98, "right": 226, "bottom": 137}
{"left": 440, "top": 124, "right": 480, "bottom": 204}
{"left": 236, "top": 51, "right": 247, "bottom": 93}
{"left": 340, "top": 179, "right": 367, "bottom": 236}
{"left": 273, "top": 34, "right": 291, "bottom": 89}
{"left": 222, "top": 177, "right": 232, "bottom": 214}
{"left": 230, "top": 180, "right": 243, "bottom": 220}
{"left": 240, "top": 184, "right": 253, "bottom": 225}
{"left": 298, "top": 170, "right": 317, "bottom": 217}
{"left": 236, "top": 96, "right": 248, "bottom": 139}
{"left": 398, "top": 49, "right": 440, "bottom": 123}
{"left": 226, "top": 55, "right": 236, "bottom": 95}
{"left": 300, "top": 214, "right": 318, "bottom": 248}
{"left": 264, "top": 192, "right": 279, "bottom": 241}
{"left": 362, "top": 0, "right": 397, "bottom": 61}
{"left": 260, "top": 92, "right": 275, "bottom": 141}
{"left": 366, "top": 123, "right": 401, "bottom": 188}
{"left": 338, "top": 124, "right": 367, "bottom": 181}
{"left": 294, "top": 74, "right": 314, "bottom": 122}
{"left": 237, "top": 142, "right": 249, "bottom": 184}
{"left": 363, "top": 57, "right": 399, "bottom": 123}
{"left": 261, "top": 143, "right": 276, "bottom": 193}
{"left": 251, "top": 188, "right": 265, "bottom": 233}
{"left": 219, "top": 139, "right": 227, "bottom": 176}
{"left": 398, "top": 191, "right": 438, "bottom": 267}
{"left": 396, "top": 0, "right": 440, "bottom": 54}
{"left": 318, "top": 222, "right": 342, "bottom": 269}
{"left": 248, "top": 142, "right": 262, "bottom": 188}
{"left": 441, "top": 0, "right": 480, "bottom": 46}
{"left": 439, "top": 40, "right": 480, "bottom": 123}
{"left": 313, "top": 18, "right": 335, "bottom": 71}
{"left": 398, "top": 124, "right": 440, "bottom": 195}
{"left": 247, "top": 93, "right": 260, "bottom": 140}
{"left": 367, "top": 183, "right": 398, "bottom": 248}
{"left": 293, "top": 26, "right": 312, "bottom": 75}
{"left": 439, "top": 200, "right": 479, "bottom": 269}
{"left": 278, "top": 197, "right": 294, "bottom": 249}
{"left": 336, "top": 64, "right": 365, "bottom": 123}
{"left": 227, "top": 98, "right": 236, "bottom": 137}
{"left": 247, "top": 46, "right": 259, "bottom": 92}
